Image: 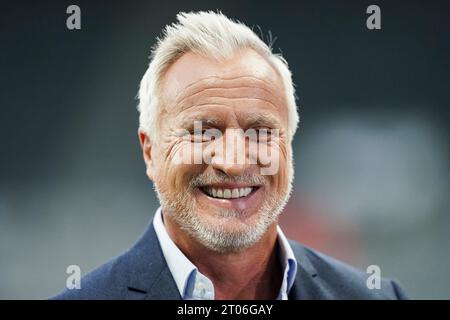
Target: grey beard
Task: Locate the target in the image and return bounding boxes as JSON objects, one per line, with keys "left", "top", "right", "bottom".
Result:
{"left": 153, "top": 173, "right": 292, "bottom": 253}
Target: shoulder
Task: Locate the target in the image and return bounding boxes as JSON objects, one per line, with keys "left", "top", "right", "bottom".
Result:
{"left": 51, "top": 221, "right": 167, "bottom": 300}
{"left": 289, "top": 240, "right": 408, "bottom": 299}
{"left": 51, "top": 249, "right": 135, "bottom": 300}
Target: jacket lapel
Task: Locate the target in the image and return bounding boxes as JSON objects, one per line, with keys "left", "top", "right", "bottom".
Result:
{"left": 288, "top": 241, "right": 324, "bottom": 300}
{"left": 123, "top": 220, "right": 181, "bottom": 300}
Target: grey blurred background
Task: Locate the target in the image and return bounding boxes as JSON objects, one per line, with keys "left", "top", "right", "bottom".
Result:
{"left": 0, "top": 0, "right": 448, "bottom": 299}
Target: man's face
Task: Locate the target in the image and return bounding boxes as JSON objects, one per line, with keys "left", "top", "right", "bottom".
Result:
{"left": 141, "top": 49, "right": 293, "bottom": 253}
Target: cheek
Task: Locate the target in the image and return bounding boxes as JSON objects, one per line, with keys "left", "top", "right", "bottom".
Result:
{"left": 162, "top": 164, "right": 192, "bottom": 192}
{"left": 158, "top": 141, "right": 204, "bottom": 192}
{"left": 268, "top": 141, "right": 291, "bottom": 193}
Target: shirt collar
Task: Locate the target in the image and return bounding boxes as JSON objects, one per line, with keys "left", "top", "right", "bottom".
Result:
{"left": 153, "top": 206, "right": 298, "bottom": 299}
{"left": 276, "top": 223, "right": 298, "bottom": 299}
{"left": 153, "top": 207, "right": 196, "bottom": 296}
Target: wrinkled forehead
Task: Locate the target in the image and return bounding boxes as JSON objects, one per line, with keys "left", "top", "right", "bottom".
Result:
{"left": 160, "top": 49, "right": 286, "bottom": 110}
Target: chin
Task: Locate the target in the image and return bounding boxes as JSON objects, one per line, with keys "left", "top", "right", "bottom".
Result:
{"left": 186, "top": 202, "right": 279, "bottom": 253}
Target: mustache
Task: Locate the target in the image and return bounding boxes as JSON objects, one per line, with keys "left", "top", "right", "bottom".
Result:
{"left": 189, "top": 172, "right": 267, "bottom": 188}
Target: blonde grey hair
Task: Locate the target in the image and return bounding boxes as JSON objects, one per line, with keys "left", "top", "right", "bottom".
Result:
{"left": 137, "top": 11, "right": 299, "bottom": 140}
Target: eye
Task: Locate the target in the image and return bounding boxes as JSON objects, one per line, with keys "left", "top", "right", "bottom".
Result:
{"left": 246, "top": 127, "right": 274, "bottom": 142}
{"left": 190, "top": 128, "right": 217, "bottom": 142}
{"left": 191, "top": 129, "right": 205, "bottom": 136}
{"left": 255, "top": 127, "right": 272, "bottom": 134}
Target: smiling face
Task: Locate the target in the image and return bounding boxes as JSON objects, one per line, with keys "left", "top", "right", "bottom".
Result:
{"left": 140, "top": 49, "right": 294, "bottom": 253}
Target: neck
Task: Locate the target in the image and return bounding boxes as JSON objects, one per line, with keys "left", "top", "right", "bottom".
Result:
{"left": 163, "top": 211, "right": 282, "bottom": 300}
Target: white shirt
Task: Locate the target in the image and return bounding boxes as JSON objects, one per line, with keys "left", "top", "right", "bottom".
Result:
{"left": 153, "top": 207, "right": 298, "bottom": 300}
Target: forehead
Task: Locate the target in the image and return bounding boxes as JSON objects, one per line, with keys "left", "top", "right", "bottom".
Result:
{"left": 160, "top": 49, "right": 287, "bottom": 119}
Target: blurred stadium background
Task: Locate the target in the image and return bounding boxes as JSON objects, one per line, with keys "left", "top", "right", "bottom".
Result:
{"left": 0, "top": 0, "right": 448, "bottom": 299}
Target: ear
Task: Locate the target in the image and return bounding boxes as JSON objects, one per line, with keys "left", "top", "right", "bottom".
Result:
{"left": 138, "top": 128, "right": 156, "bottom": 182}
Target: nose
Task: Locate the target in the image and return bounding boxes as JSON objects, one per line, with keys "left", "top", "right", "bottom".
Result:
{"left": 213, "top": 160, "right": 247, "bottom": 177}
{"left": 209, "top": 128, "right": 253, "bottom": 176}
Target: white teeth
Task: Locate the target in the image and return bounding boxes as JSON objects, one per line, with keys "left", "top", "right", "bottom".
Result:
{"left": 240, "top": 187, "right": 252, "bottom": 197}
{"left": 223, "top": 189, "right": 231, "bottom": 198}
{"left": 204, "top": 187, "right": 254, "bottom": 199}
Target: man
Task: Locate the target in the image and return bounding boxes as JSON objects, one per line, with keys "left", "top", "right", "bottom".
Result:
{"left": 53, "top": 11, "right": 407, "bottom": 300}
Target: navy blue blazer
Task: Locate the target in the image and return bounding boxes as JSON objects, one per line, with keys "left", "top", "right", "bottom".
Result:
{"left": 52, "top": 221, "right": 407, "bottom": 300}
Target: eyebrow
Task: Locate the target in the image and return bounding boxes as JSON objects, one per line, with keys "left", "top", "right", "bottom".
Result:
{"left": 244, "top": 113, "right": 282, "bottom": 128}
{"left": 177, "top": 113, "right": 282, "bottom": 131}
{"left": 178, "top": 117, "right": 223, "bottom": 129}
